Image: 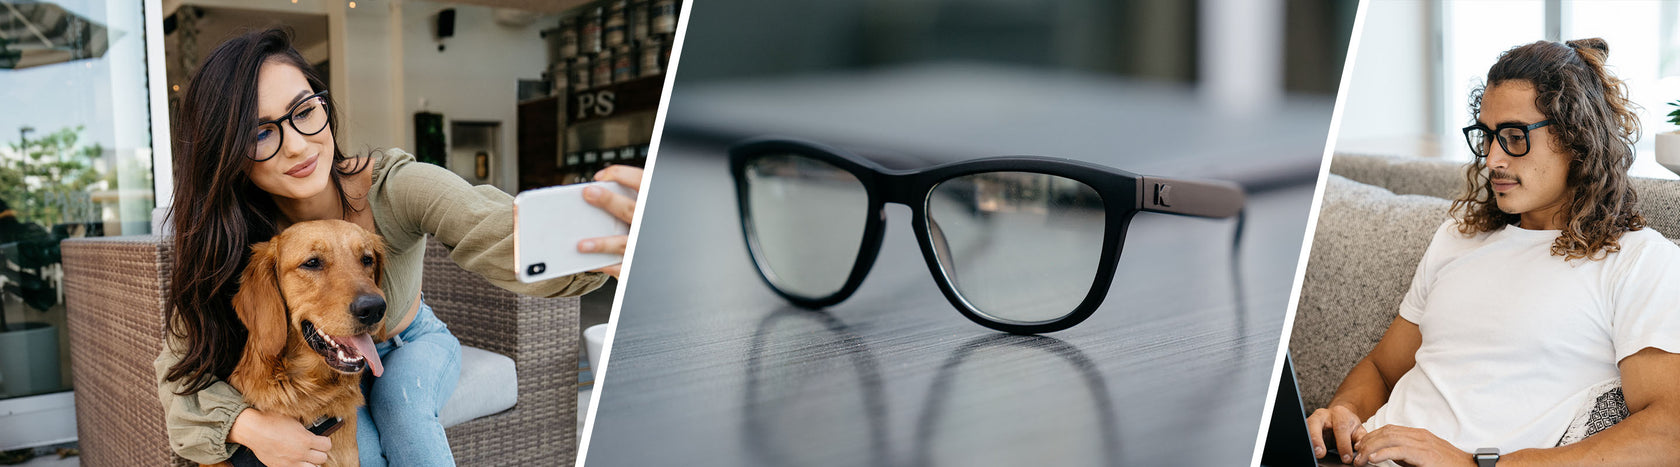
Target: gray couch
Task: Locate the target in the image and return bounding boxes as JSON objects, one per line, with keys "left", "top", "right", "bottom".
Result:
{"left": 1290, "top": 153, "right": 1680, "bottom": 444}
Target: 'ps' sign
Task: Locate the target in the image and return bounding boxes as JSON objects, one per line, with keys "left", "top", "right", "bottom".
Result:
{"left": 576, "top": 91, "right": 616, "bottom": 119}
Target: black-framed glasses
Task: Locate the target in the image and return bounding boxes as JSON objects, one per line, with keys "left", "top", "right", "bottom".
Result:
{"left": 729, "top": 137, "right": 1246, "bottom": 334}
{"left": 252, "top": 90, "right": 331, "bottom": 162}
{"left": 1462, "top": 120, "right": 1550, "bottom": 158}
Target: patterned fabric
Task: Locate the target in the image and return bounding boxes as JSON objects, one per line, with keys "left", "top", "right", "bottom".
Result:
{"left": 1557, "top": 380, "right": 1629, "bottom": 446}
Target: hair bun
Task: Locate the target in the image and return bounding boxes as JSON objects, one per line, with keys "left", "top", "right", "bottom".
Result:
{"left": 1567, "top": 38, "right": 1610, "bottom": 59}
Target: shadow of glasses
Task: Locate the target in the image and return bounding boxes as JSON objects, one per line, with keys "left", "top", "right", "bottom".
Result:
{"left": 740, "top": 308, "right": 1138, "bottom": 467}
{"left": 911, "top": 334, "right": 1120, "bottom": 467}
{"left": 742, "top": 307, "right": 893, "bottom": 467}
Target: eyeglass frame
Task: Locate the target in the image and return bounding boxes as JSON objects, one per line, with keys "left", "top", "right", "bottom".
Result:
{"left": 728, "top": 137, "right": 1246, "bottom": 334}
{"left": 251, "top": 90, "right": 332, "bottom": 162}
{"left": 1461, "top": 119, "right": 1551, "bottom": 158}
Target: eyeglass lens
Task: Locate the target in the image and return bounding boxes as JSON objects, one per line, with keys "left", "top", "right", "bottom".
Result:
{"left": 925, "top": 172, "right": 1105, "bottom": 324}
{"left": 255, "top": 95, "right": 330, "bottom": 160}
{"left": 743, "top": 154, "right": 871, "bottom": 299}
{"left": 1466, "top": 126, "right": 1532, "bottom": 157}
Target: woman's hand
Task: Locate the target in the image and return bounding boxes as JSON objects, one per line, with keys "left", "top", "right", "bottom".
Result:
{"left": 228, "top": 407, "right": 331, "bottom": 467}
{"left": 580, "top": 164, "right": 644, "bottom": 278}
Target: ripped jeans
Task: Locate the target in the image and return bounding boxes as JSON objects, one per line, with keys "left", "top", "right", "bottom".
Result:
{"left": 356, "top": 300, "right": 461, "bottom": 466}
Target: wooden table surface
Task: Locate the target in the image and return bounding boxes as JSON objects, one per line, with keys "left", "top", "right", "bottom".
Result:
{"left": 582, "top": 132, "right": 1321, "bottom": 465}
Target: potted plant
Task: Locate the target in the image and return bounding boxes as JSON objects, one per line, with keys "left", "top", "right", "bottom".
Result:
{"left": 1657, "top": 100, "right": 1680, "bottom": 176}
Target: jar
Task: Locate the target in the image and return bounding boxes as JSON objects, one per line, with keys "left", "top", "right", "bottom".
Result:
{"left": 651, "top": 0, "right": 676, "bottom": 34}
{"left": 571, "top": 56, "right": 592, "bottom": 92}
{"left": 582, "top": 7, "right": 604, "bottom": 54}
{"left": 629, "top": 0, "right": 649, "bottom": 41}
{"left": 559, "top": 18, "right": 578, "bottom": 58}
{"left": 613, "top": 44, "right": 635, "bottom": 83}
{"left": 639, "top": 36, "right": 662, "bottom": 77}
{"left": 604, "top": 1, "right": 627, "bottom": 48}
{"left": 592, "top": 47, "right": 613, "bottom": 87}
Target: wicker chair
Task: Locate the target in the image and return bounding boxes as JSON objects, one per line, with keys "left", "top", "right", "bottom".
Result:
{"left": 61, "top": 235, "right": 579, "bottom": 466}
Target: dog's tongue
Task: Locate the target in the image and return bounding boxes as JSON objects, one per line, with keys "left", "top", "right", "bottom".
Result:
{"left": 348, "top": 334, "right": 383, "bottom": 377}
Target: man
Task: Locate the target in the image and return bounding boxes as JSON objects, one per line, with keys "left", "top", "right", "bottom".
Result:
{"left": 1309, "top": 39, "right": 1680, "bottom": 467}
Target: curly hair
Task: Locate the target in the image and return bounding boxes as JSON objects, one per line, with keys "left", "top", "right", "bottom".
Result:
{"left": 1452, "top": 38, "right": 1645, "bottom": 261}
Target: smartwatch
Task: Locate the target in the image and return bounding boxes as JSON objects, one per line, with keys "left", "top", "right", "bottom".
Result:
{"left": 1474, "top": 447, "right": 1500, "bottom": 467}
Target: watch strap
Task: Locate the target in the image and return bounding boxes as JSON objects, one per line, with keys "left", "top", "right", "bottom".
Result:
{"left": 1474, "top": 447, "right": 1500, "bottom": 467}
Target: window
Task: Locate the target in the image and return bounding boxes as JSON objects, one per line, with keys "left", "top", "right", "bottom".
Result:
{"left": 1, "top": 0, "right": 154, "bottom": 410}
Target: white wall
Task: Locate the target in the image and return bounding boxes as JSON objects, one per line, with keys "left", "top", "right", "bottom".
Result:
{"left": 1334, "top": 0, "right": 1434, "bottom": 146}
{"left": 399, "top": 1, "right": 553, "bottom": 193}
{"left": 331, "top": 0, "right": 402, "bottom": 163}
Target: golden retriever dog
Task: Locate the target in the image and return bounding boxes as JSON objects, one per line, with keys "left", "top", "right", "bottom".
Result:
{"left": 211, "top": 220, "right": 387, "bottom": 467}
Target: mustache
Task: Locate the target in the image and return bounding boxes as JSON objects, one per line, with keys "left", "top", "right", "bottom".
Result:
{"left": 1489, "top": 169, "right": 1521, "bottom": 184}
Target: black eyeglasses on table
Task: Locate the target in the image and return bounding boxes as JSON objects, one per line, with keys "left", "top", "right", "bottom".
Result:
{"left": 728, "top": 137, "right": 1247, "bottom": 334}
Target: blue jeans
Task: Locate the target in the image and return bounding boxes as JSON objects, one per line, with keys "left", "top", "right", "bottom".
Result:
{"left": 356, "top": 301, "right": 461, "bottom": 466}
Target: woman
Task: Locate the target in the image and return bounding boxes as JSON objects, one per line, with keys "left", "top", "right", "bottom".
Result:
{"left": 153, "top": 28, "right": 638, "bottom": 466}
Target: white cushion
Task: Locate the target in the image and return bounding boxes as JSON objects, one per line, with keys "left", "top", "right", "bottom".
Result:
{"left": 439, "top": 346, "right": 518, "bottom": 428}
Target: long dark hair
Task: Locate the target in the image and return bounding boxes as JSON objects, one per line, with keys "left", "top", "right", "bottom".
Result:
{"left": 164, "top": 28, "right": 370, "bottom": 393}
{"left": 1453, "top": 38, "right": 1645, "bottom": 261}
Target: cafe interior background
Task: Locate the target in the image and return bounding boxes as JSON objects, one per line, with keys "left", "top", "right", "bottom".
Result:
{"left": 0, "top": 0, "right": 674, "bottom": 462}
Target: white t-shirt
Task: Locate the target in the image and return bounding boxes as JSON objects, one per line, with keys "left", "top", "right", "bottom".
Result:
{"left": 1364, "top": 219, "right": 1680, "bottom": 452}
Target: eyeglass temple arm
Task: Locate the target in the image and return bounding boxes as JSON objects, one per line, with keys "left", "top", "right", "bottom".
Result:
{"left": 1137, "top": 176, "right": 1246, "bottom": 218}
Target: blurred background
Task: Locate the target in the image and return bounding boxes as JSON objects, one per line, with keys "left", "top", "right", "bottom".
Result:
{"left": 584, "top": 1, "right": 1358, "bottom": 466}
{"left": 1338, "top": 0, "right": 1680, "bottom": 179}
{"left": 675, "top": 0, "right": 1353, "bottom": 93}
{"left": 665, "top": 0, "right": 1356, "bottom": 183}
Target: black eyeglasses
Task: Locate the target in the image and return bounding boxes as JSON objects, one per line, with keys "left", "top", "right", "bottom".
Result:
{"left": 729, "top": 137, "right": 1246, "bottom": 334}
{"left": 252, "top": 90, "right": 331, "bottom": 162}
{"left": 1462, "top": 120, "right": 1550, "bottom": 158}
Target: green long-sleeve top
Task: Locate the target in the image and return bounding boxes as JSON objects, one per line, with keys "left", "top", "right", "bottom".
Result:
{"left": 153, "top": 149, "right": 607, "bottom": 463}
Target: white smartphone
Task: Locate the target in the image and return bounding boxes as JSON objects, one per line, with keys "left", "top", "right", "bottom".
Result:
{"left": 513, "top": 181, "right": 634, "bottom": 283}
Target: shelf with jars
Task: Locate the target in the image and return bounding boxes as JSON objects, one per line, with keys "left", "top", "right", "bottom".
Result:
{"left": 520, "top": 0, "right": 678, "bottom": 190}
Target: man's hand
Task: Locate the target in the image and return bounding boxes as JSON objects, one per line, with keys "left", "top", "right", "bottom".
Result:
{"left": 1354, "top": 425, "right": 1473, "bottom": 467}
{"left": 1308, "top": 404, "right": 1369, "bottom": 464}
{"left": 228, "top": 407, "right": 331, "bottom": 467}
{"left": 580, "top": 165, "right": 644, "bottom": 278}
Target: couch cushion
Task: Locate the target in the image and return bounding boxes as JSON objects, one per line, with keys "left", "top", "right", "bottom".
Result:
{"left": 1332, "top": 153, "right": 1680, "bottom": 239}
{"left": 440, "top": 346, "right": 518, "bottom": 428}
{"left": 1631, "top": 178, "right": 1680, "bottom": 239}
{"left": 1330, "top": 153, "right": 1467, "bottom": 199}
{"left": 1290, "top": 175, "right": 1452, "bottom": 411}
